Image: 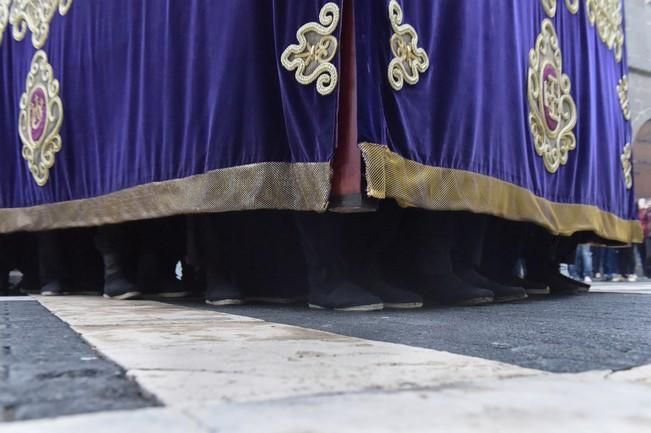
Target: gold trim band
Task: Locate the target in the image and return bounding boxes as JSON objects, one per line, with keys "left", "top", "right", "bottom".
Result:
{"left": 360, "top": 142, "right": 642, "bottom": 243}
{"left": 0, "top": 161, "right": 331, "bottom": 233}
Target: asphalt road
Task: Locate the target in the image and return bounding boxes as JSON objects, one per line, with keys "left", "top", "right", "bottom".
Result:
{"left": 0, "top": 300, "right": 158, "bottom": 422}
{"left": 201, "top": 291, "right": 651, "bottom": 374}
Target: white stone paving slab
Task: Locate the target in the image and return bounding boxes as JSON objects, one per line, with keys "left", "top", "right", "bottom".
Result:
{"left": 36, "top": 296, "right": 540, "bottom": 407}
{"left": 0, "top": 297, "right": 35, "bottom": 302}
{"left": 34, "top": 295, "right": 258, "bottom": 326}
{"left": 33, "top": 296, "right": 651, "bottom": 432}
{"left": 185, "top": 375, "right": 651, "bottom": 433}
{"left": 609, "top": 364, "right": 651, "bottom": 386}
{"left": 0, "top": 408, "right": 207, "bottom": 433}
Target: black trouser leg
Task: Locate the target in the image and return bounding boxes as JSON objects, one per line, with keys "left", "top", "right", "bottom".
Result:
{"left": 481, "top": 217, "right": 527, "bottom": 280}
{"left": 636, "top": 243, "right": 646, "bottom": 277}
{"left": 96, "top": 223, "right": 137, "bottom": 279}
{"left": 95, "top": 223, "right": 141, "bottom": 297}
{"left": 451, "top": 212, "right": 486, "bottom": 270}
{"left": 294, "top": 212, "right": 350, "bottom": 292}
{"left": 12, "top": 233, "right": 39, "bottom": 293}
{"left": 139, "top": 217, "right": 184, "bottom": 274}
{"left": 67, "top": 228, "right": 103, "bottom": 293}
{"left": 0, "top": 235, "right": 11, "bottom": 294}
{"left": 524, "top": 228, "right": 588, "bottom": 293}
{"left": 196, "top": 213, "right": 244, "bottom": 303}
{"left": 233, "top": 210, "right": 307, "bottom": 301}
{"left": 396, "top": 210, "right": 494, "bottom": 305}
{"left": 342, "top": 206, "right": 423, "bottom": 308}
{"left": 618, "top": 246, "right": 635, "bottom": 276}
{"left": 644, "top": 238, "right": 651, "bottom": 276}
{"left": 451, "top": 213, "right": 527, "bottom": 302}
{"left": 294, "top": 212, "right": 383, "bottom": 310}
{"left": 135, "top": 217, "right": 186, "bottom": 295}
{"left": 197, "top": 213, "right": 235, "bottom": 284}
{"left": 37, "top": 231, "right": 69, "bottom": 291}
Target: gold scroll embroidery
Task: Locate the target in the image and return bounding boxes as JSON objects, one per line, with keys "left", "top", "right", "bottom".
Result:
{"left": 280, "top": 2, "right": 339, "bottom": 96}
{"left": 528, "top": 19, "right": 578, "bottom": 174}
{"left": 9, "top": 0, "right": 72, "bottom": 49}
{"left": 387, "top": 0, "right": 429, "bottom": 91}
{"left": 621, "top": 144, "right": 632, "bottom": 190}
{"left": 543, "top": 0, "right": 580, "bottom": 16}
{"left": 585, "top": 0, "right": 624, "bottom": 62}
{"left": 617, "top": 75, "right": 631, "bottom": 120}
{"left": 566, "top": 0, "right": 580, "bottom": 13}
{"left": 19, "top": 50, "right": 64, "bottom": 186}
{"left": 541, "top": 0, "right": 557, "bottom": 17}
{"left": 0, "top": 0, "right": 9, "bottom": 46}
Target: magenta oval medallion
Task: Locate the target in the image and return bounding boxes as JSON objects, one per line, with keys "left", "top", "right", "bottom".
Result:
{"left": 541, "top": 64, "right": 560, "bottom": 132}
{"left": 29, "top": 87, "right": 47, "bottom": 142}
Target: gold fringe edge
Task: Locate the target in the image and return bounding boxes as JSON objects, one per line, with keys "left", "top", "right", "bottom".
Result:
{"left": 0, "top": 161, "right": 331, "bottom": 233}
{"left": 360, "top": 142, "right": 643, "bottom": 244}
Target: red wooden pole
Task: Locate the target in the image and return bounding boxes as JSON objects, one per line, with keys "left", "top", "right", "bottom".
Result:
{"left": 330, "top": 0, "right": 373, "bottom": 211}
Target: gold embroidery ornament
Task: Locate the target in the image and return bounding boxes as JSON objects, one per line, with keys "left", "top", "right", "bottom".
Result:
{"left": 585, "top": 0, "right": 624, "bottom": 62}
{"left": 0, "top": 0, "right": 9, "bottom": 46}
{"left": 617, "top": 75, "right": 631, "bottom": 120}
{"left": 565, "top": 0, "right": 580, "bottom": 13}
{"left": 280, "top": 2, "right": 339, "bottom": 96}
{"left": 9, "top": 0, "right": 73, "bottom": 49}
{"left": 19, "top": 50, "right": 64, "bottom": 187}
{"left": 542, "top": 0, "right": 580, "bottom": 17}
{"left": 621, "top": 144, "right": 632, "bottom": 190}
{"left": 528, "top": 19, "right": 578, "bottom": 174}
{"left": 387, "top": 0, "right": 429, "bottom": 91}
{"left": 541, "top": 0, "right": 557, "bottom": 17}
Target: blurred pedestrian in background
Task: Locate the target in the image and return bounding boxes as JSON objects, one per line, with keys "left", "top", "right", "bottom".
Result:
{"left": 640, "top": 199, "right": 651, "bottom": 277}
{"left": 573, "top": 245, "right": 593, "bottom": 283}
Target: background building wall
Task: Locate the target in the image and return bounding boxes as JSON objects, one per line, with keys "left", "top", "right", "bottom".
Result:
{"left": 625, "top": 0, "right": 651, "bottom": 198}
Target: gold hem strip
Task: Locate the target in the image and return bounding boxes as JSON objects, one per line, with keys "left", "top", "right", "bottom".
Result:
{"left": 0, "top": 161, "right": 331, "bottom": 233}
{"left": 360, "top": 142, "right": 642, "bottom": 243}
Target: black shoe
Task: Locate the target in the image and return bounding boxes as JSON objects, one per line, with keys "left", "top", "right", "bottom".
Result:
{"left": 103, "top": 273, "right": 141, "bottom": 300}
{"left": 425, "top": 274, "right": 494, "bottom": 306}
{"left": 15, "top": 272, "right": 41, "bottom": 294}
{"left": 545, "top": 272, "right": 587, "bottom": 294}
{"left": 41, "top": 281, "right": 65, "bottom": 296}
{"left": 205, "top": 284, "right": 244, "bottom": 306}
{"left": 458, "top": 269, "right": 527, "bottom": 303}
{"left": 562, "top": 274, "right": 591, "bottom": 292}
{"left": 1, "top": 284, "right": 24, "bottom": 297}
{"left": 525, "top": 266, "right": 585, "bottom": 294}
{"left": 0, "top": 275, "right": 9, "bottom": 296}
{"left": 353, "top": 273, "right": 422, "bottom": 309}
{"left": 103, "top": 280, "right": 141, "bottom": 300}
{"left": 350, "top": 259, "right": 423, "bottom": 309}
{"left": 492, "top": 274, "right": 550, "bottom": 296}
{"left": 180, "top": 263, "right": 206, "bottom": 297}
{"left": 204, "top": 270, "right": 244, "bottom": 306}
{"left": 520, "top": 279, "right": 551, "bottom": 295}
{"left": 137, "top": 253, "right": 190, "bottom": 298}
{"left": 375, "top": 283, "right": 423, "bottom": 309}
{"left": 101, "top": 253, "right": 141, "bottom": 300}
{"left": 1, "top": 275, "right": 26, "bottom": 297}
{"left": 148, "top": 278, "right": 191, "bottom": 298}
{"left": 244, "top": 280, "right": 306, "bottom": 305}
{"left": 246, "top": 294, "right": 304, "bottom": 304}
{"left": 308, "top": 281, "right": 384, "bottom": 311}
